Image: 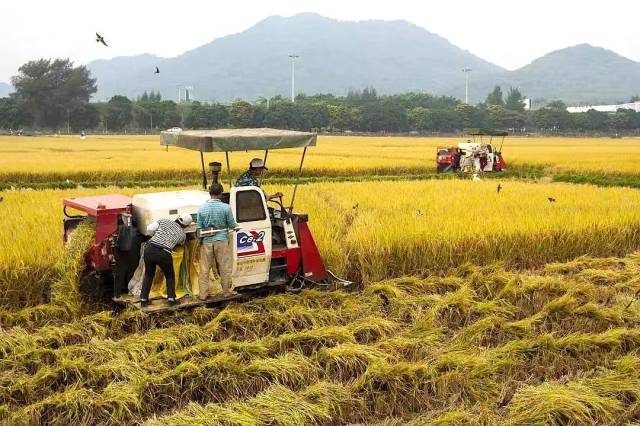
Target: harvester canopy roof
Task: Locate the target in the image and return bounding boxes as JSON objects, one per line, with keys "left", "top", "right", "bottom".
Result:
{"left": 464, "top": 128, "right": 509, "bottom": 137}
{"left": 160, "top": 128, "right": 317, "bottom": 152}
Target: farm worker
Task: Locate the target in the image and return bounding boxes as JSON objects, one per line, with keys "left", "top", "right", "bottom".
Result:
{"left": 235, "top": 158, "right": 284, "bottom": 200}
{"left": 197, "top": 183, "right": 240, "bottom": 300}
{"left": 139, "top": 214, "right": 192, "bottom": 307}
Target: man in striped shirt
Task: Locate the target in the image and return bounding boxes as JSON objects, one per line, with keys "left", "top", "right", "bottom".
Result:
{"left": 139, "top": 214, "right": 192, "bottom": 307}
{"left": 197, "top": 183, "right": 239, "bottom": 299}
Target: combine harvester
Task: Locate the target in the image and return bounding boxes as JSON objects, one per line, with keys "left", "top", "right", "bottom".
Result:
{"left": 62, "top": 128, "right": 350, "bottom": 312}
{"left": 436, "top": 129, "right": 508, "bottom": 174}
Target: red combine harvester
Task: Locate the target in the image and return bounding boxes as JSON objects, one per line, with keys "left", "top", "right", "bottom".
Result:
{"left": 63, "top": 128, "right": 350, "bottom": 312}
{"left": 436, "top": 129, "right": 508, "bottom": 174}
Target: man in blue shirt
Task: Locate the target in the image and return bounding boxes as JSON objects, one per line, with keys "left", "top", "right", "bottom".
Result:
{"left": 197, "top": 183, "right": 239, "bottom": 300}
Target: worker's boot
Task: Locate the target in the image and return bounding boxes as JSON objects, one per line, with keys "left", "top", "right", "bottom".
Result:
{"left": 140, "top": 299, "right": 150, "bottom": 308}
{"left": 167, "top": 298, "right": 179, "bottom": 307}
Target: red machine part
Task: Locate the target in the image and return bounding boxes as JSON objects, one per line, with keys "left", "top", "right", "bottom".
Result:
{"left": 63, "top": 194, "right": 131, "bottom": 272}
{"left": 296, "top": 220, "right": 329, "bottom": 282}
{"left": 271, "top": 214, "right": 329, "bottom": 282}
{"left": 437, "top": 147, "right": 454, "bottom": 165}
{"left": 494, "top": 153, "right": 507, "bottom": 171}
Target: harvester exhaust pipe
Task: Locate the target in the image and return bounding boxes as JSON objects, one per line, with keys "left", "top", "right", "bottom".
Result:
{"left": 209, "top": 162, "right": 222, "bottom": 185}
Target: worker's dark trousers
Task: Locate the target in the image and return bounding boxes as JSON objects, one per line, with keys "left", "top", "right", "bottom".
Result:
{"left": 140, "top": 244, "right": 176, "bottom": 301}
{"left": 113, "top": 248, "right": 140, "bottom": 298}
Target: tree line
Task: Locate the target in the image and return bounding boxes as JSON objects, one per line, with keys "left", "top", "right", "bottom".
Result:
{"left": 2, "top": 58, "right": 640, "bottom": 135}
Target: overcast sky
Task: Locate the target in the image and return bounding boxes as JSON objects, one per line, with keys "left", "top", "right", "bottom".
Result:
{"left": 1, "top": 0, "right": 638, "bottom": 83}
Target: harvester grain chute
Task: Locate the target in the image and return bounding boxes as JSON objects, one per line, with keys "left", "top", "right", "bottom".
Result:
{"left": 62, "top": 128, "right": 352, "bottom": 312}
{"left": 436, "top": 129, "right": 508, "bottom": 174}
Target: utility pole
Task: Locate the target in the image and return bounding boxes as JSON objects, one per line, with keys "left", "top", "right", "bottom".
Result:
{"left": 288, "top": 54, "right": 299, "bottom": 102}
{"left": 462, "top": 68, "right": 472, "bottom": 104}
{"left": 66, "top": 109, "right": 70, "bottom": 134}
{"left": 150, "top": 111, "right": 153, "bottom": 131}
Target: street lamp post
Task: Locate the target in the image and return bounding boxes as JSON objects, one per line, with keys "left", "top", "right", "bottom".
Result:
{"left": 288, "top": 54, "right": 300, "bottom": 102}
{"left": 462, "top": 68, "right": 472, "bottom": 104}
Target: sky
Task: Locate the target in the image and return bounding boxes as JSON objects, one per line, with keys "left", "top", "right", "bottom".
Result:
{"left": 1, "top": 0, "right": 639, "bottom": 83}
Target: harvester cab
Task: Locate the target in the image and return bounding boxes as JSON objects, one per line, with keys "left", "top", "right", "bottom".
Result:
{"left": 436, "top": 129, "right": 508, "bottom": 174}
{"left": 62, "top": 128, "right": 351, "bottom": 312}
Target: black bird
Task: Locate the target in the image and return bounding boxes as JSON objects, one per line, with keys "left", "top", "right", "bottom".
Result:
{"left": 416, "top": 209, "right": 423, "bottom": 216}
{"left": 154, "top": 66, "right": 160, "bottom": 74}
{"left": 96, "top": 33, "right": 108, "bottom": 47}
{"left": 548, "top": 197, "right": 556, "bottom": 203}
{"left": 497, "top": 184, "right": 502, "bottom": 194}
{"left": 352, "top": 203, "right": 359, "bottom": 210}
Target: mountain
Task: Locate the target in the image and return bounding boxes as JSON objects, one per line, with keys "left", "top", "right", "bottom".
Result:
{"left": 0, "top": 82, "right": 11, "bottom": 97}
{"left": 87, "top": 14, "right": 640, "bottom": 104}
{"left": 88, "top": 13, "right": 504, "bottom": 102}
{"left": 453, "top": 44, "right": 640, "bottom": 104}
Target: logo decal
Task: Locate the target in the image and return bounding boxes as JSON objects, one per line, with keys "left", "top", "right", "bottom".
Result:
{"left": 237, "top": 230, "right": 266, "bottom": 257}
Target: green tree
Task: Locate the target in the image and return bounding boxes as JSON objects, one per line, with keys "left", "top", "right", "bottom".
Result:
{"left": 407, "top": 107, "right": 430, "bottom": 131}
{"left": 487, "top": 104, "right": 508, "bottom": 128}
{"left": 296, "top": 102, "right": 330, "bottom": 130}
{"left": 504, "top": 87, "right": 525, "bottom": 111}
{"left": 69, "top": 103, "right": 100, "bottom": 131}
{"left": 11, "top": 58, "right": 96, "bottom": 129}
{"left": 0, "top": 96, "right": 28, "bottom": 129}
{"left": 264, "top": 100, "right": 296, "bottom": 129}
{"left": 156, "top": 100, "right": 181, "bottom": 128}
{"left": 229, "top": 100, "right": 256, "bottom": 128}
{"left": 532, "top": 101, "right": 570, "bottom": 132}
{"left": 104, "top": 95, "right": 133, "bottom": 131}
{"left": 455, "top": 103, "right": 475, "bottom": 128}
{"left": 485, "top": 86, "right": 504, "bottom": 107}
{"left": 361, "top": 98, "right": 407, "bottom": 132}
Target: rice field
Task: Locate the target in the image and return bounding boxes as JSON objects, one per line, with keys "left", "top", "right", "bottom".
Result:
{"left": 4, "top": 179, "right": 640, "bottom": 310}
{"left": 3, "top": 134, "right": 640, "bottom": 424}
{"left": 3, "top": 135, "right": 640, "bottom": 185}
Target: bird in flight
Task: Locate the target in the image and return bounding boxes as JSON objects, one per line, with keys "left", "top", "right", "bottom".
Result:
{"left": 96, "top": 33, "right": 108, "bottom": 47}
{"left": 154, "top": 66, "right": 160, "bottom": 74}
{"left": 497, "top": 184, "right": 502, "bottom": 194}
{"left": 548, "top": 197, "right": 556, "bottom": 203}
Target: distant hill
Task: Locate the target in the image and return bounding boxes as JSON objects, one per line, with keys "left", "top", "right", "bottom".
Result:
{"left": 453, "top": 44, "right": 640, "bottom": 104}
{"left": 0, "top": 82, "right": 11, "bottom": 98}
{"left": 88, "top": 13, "right": 504, "bottom": 102}
{"left": 87, "top": 14, "right": 640, "bottom": 104}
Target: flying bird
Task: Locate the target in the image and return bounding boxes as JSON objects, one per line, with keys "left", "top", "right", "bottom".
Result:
{"left": 352, "top": 203, "right": 359, "bottom": 210}
{"left": 497, "top": 184, "right": 502, "bottom": 194}
{"left": 95, "top": 33, "right": 108, "bottom": 47}
{"left": 154, "top": 66, "right": 160, "bottom": 74}
{"left": 548, "top": 197, "right": 556, "bottom": 203}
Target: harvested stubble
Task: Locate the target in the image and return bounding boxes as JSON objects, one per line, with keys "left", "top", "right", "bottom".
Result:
{"left": 1, "top": 253, "right": 640, "bottom": 425}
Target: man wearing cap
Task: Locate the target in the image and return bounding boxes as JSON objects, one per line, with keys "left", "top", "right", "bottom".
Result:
{"left": 139, "top": 214, "right": 192, "bottom": 307}
{"left": 197, "top": 183, "right": 239, "bottom": 300}
{"left": 235, "top": 158, "right": 283, "bottom": 200}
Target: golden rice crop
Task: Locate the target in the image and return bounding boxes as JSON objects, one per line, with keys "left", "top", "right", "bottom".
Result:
{"left": 3, "top": 135, "right": 640, "bottom": 184}
{"left": 1, "top": 253, "right": 640, "bottom": 424}
{"left": 3, "top": 179, "right": 640, "bottom": 309}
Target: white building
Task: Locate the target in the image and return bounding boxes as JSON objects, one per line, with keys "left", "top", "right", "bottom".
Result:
{"left": 567, "top": 102, "right": 640, "bottom": 113}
